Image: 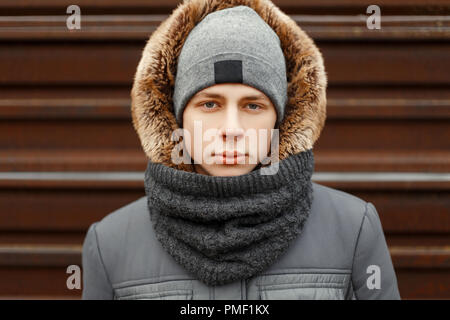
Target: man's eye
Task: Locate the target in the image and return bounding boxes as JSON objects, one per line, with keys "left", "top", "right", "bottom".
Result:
{"left": 203, "top": 102, "right": 217, "bottom": 109}
{"left": 246, "top": 103, "right": 261, "bottom": 110}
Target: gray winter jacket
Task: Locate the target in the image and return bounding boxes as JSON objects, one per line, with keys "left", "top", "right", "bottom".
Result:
{"left": 81, "top": 181, "right": 401, "bottom": 300}
{"left": 81, "top": 0, "right": 401, "bottom": 300}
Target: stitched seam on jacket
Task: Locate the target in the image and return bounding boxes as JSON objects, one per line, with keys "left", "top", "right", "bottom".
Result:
{"left": 260, "top": 269, "right": 351, "bottom": 276}
{"left": 114, "top": 277, "right": 196, "bottom": 289}
{"left": 350, "top": 201, "right": 369, "bottom": 301}
{"left": 92, "top": 222, "right": 114, "bottom": 292}
{"left": 255, "top": 273, "right": 350, "bottom": 288}
{"left": 261, "top": 283, "right": 345, "bottom": 289}
{"left": 117, "top": 289, "right": 192, "bottom": 300}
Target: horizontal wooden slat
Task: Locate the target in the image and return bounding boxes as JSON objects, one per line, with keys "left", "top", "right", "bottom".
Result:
{"left": 327, "top": 99, "right": 450, "bottom": 119}
{"left": 390, "top": 246, "right": 450, "bottom": 269}
{"left": 0, "top": 183, "right": 143, "bottom": 232}
{"left": 2, "top": 0, "right": 449, "bottom": 8}
{"left": 0, "top": 149, "right": 146, "bottom": 172}
{"left": 0, "top": 98, "right": 130, "bottom": 119}
{"left": 0, "top": 0, "right": 448, "bottom": 15}
{"left": 0, "top": 26, "right": 448, "bottom": 41}
{"left": 0, "top": 295, "right": 80, "bottom": 300}
{"left": 0, "top": 172, "right": 448, "bottom": 187}
{"left": 315, "top": 150, "right": 450, "bottom": 172}
{"left": 0, "top": 175, "right": 144, "bottom": 188}
{"left": 0, "top": 245, "right": 81, "bottom": 267}
{"left": 0, "top": 15, "right": 448, "bottom": 40}
{"left": 325, "top": 43, "right": 450, "bottom": 85}
{"left": 0, "top": 44, "right": 140, "bottom": 85}
{"left": 388, "top": 234, "right": 450, "bottom": 247}
{"left": 317, "top": 119, "right": 449, "bottom": 151}
{"left": 0, "top": 267, "right": 81, "bottom": 297}
{"left": 396, "top": 269, "right": 450, "bottom": 299}
{"left": 314, "top": 173, "right": 450, "bottom": 185}
{"left": 0, "top": 232, "right": 87, "bottom": 245}
{"left": 0, "top": 120, "right": 140, "bottom": 149}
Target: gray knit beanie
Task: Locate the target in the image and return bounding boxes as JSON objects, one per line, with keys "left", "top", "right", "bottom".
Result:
{"left": 173, "top": 5, "right": 288, "bottom": 128}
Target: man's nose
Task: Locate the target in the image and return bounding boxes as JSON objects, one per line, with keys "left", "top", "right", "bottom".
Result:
{"left": 218, "top": 105, "right": 245, "bottom": 140}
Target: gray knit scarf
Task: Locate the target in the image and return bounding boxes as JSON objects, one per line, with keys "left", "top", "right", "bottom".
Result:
{"left": 144, "top": 149, "right": 314, "bottom": 286}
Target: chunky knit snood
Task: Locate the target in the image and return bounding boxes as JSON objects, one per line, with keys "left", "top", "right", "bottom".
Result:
{"left": 144, "top": 149, "right": 315, "bottom": 286}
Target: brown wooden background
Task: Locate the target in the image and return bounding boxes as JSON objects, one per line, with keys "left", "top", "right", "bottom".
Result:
{"left": 0, "top": 0, "right": 449, "bottom": 299}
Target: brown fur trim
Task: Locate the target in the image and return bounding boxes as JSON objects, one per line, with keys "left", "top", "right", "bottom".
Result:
{"left": 131, "top": 0, "right": 327, "bottom": 172}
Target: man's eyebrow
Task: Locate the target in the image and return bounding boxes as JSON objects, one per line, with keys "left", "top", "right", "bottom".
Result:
{"left": 241, "top": 94, "right": 267, "bottom": 100}
{"left": 194, "top": 92, "right": 267, "bottom": 100}
{"left": 194, "top": 92, "right": 224, "bottom": 99}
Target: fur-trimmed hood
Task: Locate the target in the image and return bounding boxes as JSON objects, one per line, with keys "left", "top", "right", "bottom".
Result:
{"left": 131, "top": 0, "right": 327, "bottom": 172}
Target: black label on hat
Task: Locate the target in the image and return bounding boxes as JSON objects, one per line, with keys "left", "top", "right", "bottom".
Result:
{"left": 214, "top": 60, "right": 243, "bottom": 84}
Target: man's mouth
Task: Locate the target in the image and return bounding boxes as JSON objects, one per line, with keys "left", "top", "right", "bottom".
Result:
{"left": 213, "top": 151, "right": 248, "bottom": 164}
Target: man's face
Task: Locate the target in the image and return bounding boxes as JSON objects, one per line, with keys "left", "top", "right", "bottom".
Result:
{"left": 182, "top": 83, "right": 277, "bottom": 176}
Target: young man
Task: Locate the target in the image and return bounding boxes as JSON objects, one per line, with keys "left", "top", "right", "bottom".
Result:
{"left": 82, "top": 0, "right": 401, "bottom": 300}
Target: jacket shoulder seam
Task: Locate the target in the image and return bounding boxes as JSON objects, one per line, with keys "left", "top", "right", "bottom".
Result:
{"left": 350, "top": 201, "right": 370, "bottom": 300}
{"left": 98, "top": 196, "right": 147, "bottom": 226}
{"left": 314, "top": 182, "right": 367, "bottom": 209}
{"left": 323, "top": 184, "right": 367, "bottom": 206}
